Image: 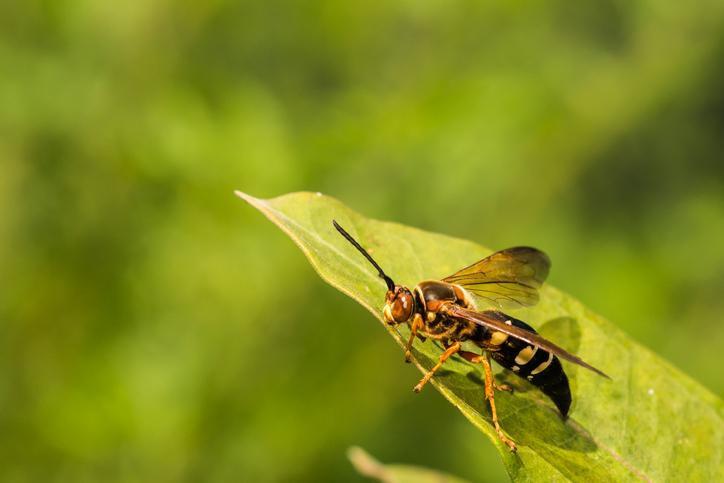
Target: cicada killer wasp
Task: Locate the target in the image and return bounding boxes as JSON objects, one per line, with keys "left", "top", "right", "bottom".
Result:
{"left": 333, "top": 221, "right": 609, "bottom": 452}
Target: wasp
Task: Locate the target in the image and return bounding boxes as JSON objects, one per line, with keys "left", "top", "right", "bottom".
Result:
{"left": 332, "top": 221, "right": 609, "bottom": 452}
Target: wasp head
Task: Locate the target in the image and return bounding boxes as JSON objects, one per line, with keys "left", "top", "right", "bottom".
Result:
{"left": 331, "top": 221, "right": 415, "bottom": 325}
{"left": 383, "top": 286, "right": 415, "bottom": 325}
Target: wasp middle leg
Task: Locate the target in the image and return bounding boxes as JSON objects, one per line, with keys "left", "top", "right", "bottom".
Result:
{"left": 413, "top": 341, "right": 461, "bottom": 393}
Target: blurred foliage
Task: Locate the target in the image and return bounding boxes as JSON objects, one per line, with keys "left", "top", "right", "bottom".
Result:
{"left": 349, "top": 446, "right": 470, "bottom": 483}
{"left": 1, "top": 1, "right": 723, "bottom": 482}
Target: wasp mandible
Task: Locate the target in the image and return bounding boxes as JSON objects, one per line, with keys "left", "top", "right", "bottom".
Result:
{"left": 332, "top": 221, "right": 609, "bottom": 452}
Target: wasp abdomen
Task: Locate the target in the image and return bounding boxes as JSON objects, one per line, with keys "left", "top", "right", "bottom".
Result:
{"left": 482, "top": 312, "right": 572, "bottom": 417}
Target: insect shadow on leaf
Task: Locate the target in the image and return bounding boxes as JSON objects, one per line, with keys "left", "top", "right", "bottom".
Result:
{"left": 490, "top": 316, "right": 598, "bottom": 454}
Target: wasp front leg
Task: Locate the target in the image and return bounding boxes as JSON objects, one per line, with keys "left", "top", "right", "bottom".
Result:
{"left": 404, "top": 312, "right": 424, "bottom": 363}
{"left": 460, "top": 350, "right": 517, "bottom": 452}
{"left": 413, "top": 341, "right": 461, "bottom": 393}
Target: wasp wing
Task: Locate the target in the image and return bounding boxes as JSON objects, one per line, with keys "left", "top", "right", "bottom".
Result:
{"left": 442, "top": 304, "right": 610, "bottom": 379}
{"left": 442, "top": 247, "right": 551, "bottom": 309}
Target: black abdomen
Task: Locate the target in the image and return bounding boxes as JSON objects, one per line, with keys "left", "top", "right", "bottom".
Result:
{"left": 485, "top": 312, "right": 571, "bottom": 417}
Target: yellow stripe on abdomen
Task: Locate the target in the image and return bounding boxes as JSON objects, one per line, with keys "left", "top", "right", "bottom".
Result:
{"left": 530, "top": 353, "right": 553, "bottom": 375}
{"left": 514, "top": 346, "right": 538, "bottom": 365}
{"left": 488, "top": 331, "right": 509, "bottom": 346}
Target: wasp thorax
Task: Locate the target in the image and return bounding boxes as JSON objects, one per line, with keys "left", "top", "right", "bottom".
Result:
{"left": 383, "top": 286, "right": 414, "bottom": 325}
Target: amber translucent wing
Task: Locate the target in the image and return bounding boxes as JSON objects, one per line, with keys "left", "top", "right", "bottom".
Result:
{"left": 442, "top": 305, "right": 610, "bottom": 378}
{"left": 442, "top": 247, "right": 551, "bottom": 309}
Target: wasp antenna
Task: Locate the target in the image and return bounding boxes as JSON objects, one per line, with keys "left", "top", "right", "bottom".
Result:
{"left": 332, "top": 220, "right": 396, "bottom": 291}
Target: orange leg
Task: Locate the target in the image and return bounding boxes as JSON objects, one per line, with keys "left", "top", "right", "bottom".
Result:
{"left": 494, "top": 381, "right": 512, "bottom": 392}
{"left": 413, "top": 341, "right": 461, "bottom": 393}
{"left": 404, "top": 313, "right": 424, "bottom": 363}
{"left": 460, "top": 350, "right": 517, "bottom": 452}
{"left": 459, "top": 351, "right": 512, "bottom": 392}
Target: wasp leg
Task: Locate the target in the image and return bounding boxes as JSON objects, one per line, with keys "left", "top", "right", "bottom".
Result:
{"left": 481, "top": 353, "right": 517, "bottom": 452}
{"left": 459, "top": 351, "right": 512, "bottom": 393}
{"left": 459, "top": 350, "right": 516, "bottom": 451}
{"left": 413, "top": 341, "right": 461, "bottom": 393}
{"left": 460, "top": 352, "right": 510, "bottom": 391}
{"left": 459, "top": 350, "right": 484, "bottom": 364}
{"left": 404, "top": 313, "right": 424, "bottom": 363}
{"left": 495, "top": 382, "right": 512, "bottom": 392}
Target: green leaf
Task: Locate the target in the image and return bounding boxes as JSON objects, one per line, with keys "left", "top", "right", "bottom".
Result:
{"left": 348, "top": 446, "right": 470, "bottom": 483}
{"left": 237, "top": 191, "right": 723, "bottom": 482}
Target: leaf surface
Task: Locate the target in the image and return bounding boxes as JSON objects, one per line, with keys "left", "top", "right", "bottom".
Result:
{"left": 237, "top": 191, "right": 723, "bottom": 482}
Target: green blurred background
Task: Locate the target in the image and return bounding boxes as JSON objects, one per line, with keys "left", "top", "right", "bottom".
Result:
{"left": 2, "top": 1, "right": 723, "bottom": 482}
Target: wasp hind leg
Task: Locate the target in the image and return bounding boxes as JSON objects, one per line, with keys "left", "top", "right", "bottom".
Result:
{"left": 412, "top": 341, "right": 461, "bottom": 393}
{"left": 494, "top": 382, "right": 513, "bottom": 393}
{"left": 460, "top": 350, "right": 517, "bottom": 452}
{"left": 458, "top": 351, "right": 512, "bottom": 392}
